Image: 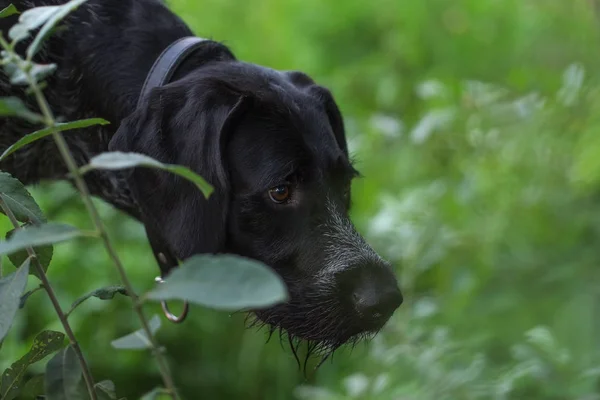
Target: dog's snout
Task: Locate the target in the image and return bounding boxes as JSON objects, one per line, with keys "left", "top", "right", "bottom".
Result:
{"left": 337, "top": 262, "right": 403, "bottom": 329}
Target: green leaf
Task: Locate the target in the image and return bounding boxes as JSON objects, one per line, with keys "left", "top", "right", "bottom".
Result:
{"left": 21, "top": 374, "right": 45, "bottom": 399}
{"left": 30, "top": 62, "right": 57, "bottom": 81}
{"left": 0, "top": 172, "right": 45, "bottom": 224}
{"left": 8, "top": 5, "right": 58, "bottom": 42}
{"left": 7, "top": 226, "right": 53, "bottom": 280}
{"left": 83, "top": 152, "right": 214, "bottom": 198}
{"left": 0, "top": 118, "right": 109, "bottom": 162}
{"left": 9, "top": 62, "right": 56, "bottom": 86}
{"left": 140, "top": 387, "right": 171, "bottom": 400}
{"left": 110, "top": 315, "right": 161, "bottom": 350}
{"left": 67, "top": 285, "right": 128, "bottom": 316}
{"left": 0, "top": 257, "right": 30, "bottom": 342}
{"left": 145, "top": 254, "right": 288, "bottom": 311}
{"left": 44, "top": 345, "right": 84, "bottom": 400}
{"left": 0, "top": 97, "right": 41, "bottom": 123}
{"left": 0, "top": 330, "right": 65, "bottom": 400}
{"left": 4, "top": 64, "right": 28, "bottom": 86}
{"left": 7, "top": 23, "right": 29, "bottom": 43}
{"left": 19, "top": 284, "right": 43, "bottom": 309}
{"left": 94, "top": 380, "right": 117, "bottom": 400}
{"left": 0, "top": 4, "right": 19, "bottom": 18}
{"left": 0, "top": 223, "right": 81, "bottom": 257}
{"left": 27, "top": 0, "right": 89, "bottom": 59}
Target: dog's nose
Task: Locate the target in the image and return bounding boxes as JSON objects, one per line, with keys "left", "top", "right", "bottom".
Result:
{"left": 352, "top": 277, "right": 403, "bottom": 325}
{"left": 337, "top": 263, "right": 403, "bottom": 329}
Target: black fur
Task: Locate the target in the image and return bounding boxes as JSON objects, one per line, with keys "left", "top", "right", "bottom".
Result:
{"left": 0, "top": 0, "right": 403, "bottom": 356}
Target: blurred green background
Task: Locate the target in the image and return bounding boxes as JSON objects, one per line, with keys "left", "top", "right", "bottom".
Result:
{"left": 2, "top": 0, "right": 600, "bottom": 398}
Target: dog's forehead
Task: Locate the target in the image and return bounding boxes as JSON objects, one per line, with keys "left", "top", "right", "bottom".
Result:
{"left": 229, "top": 98, "right": 349, "bottom": 189}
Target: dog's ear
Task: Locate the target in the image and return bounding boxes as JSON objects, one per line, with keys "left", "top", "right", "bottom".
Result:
{"left": 283, "top": 71, "right": 349, "bottom": 156}
{"left": 108, "top": 79, "right": 249, "bottom": 260}
{"left": 316, "top": 86, "right": 349, "bottom": 157}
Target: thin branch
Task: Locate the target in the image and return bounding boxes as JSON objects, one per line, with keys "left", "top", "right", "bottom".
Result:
{"left": 0, "top": 196, "right": 97, "bottom": 400}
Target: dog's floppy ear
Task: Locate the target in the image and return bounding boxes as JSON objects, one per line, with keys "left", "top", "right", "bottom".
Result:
{"left": 108, "top": 79, "right": 249, "bottom": 260}
{"left": 283, "top": 71, "right": 349, "bottom": 156}
{"left": 316, "top": 86, "right": 349, "bottom": 157}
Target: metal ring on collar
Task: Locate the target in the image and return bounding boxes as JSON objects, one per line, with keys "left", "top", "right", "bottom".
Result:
{"left": 154, "top": 276, "right": 190, "bottom": 323}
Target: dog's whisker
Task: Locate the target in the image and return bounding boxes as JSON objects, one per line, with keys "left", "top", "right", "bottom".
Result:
{"left": 265, "top": 325, "right": 277, "bottom": 343}
{"left": 278, "top": 327, "right": 288, "bottom": 352}
{"left": 315, "top": 350, "right": 333, "bottom": 370}
{"left": 288, "top": 334, "right": 301, "bottom": 370}
{"left": 303, "top": 341, "right": 316, "bottom": 376}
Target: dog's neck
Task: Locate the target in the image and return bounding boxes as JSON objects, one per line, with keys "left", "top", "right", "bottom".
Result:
{"left": 126, "top": 42, "right": 235, "bottom": 122}
{"left": 112, "top": 44, "right": 236, "bottom": 124}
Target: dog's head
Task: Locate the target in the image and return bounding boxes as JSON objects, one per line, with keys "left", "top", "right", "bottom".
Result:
{"left": 109, "top": 59, "right": 403, "bottom": 354}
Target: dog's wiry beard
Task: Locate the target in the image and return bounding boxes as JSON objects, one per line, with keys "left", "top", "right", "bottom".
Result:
{"left": 245, "top": 315, "right": 375, "bottom": 376}
{"left": 244, "top": 282, "right": 378, "bottom": 375}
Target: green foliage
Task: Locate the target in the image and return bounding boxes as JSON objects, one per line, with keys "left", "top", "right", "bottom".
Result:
{"left": 0, "top": 258, "right": 29, "bottom": 341}
{"left": 25, "top": 0, "right": 88, "bottom": 59}
{"left": 94, "top": 380, "right": 118, "bottom": 400}
{"left": 83, "top": 151, "right": 214, "bottom": 198}
{"left": 110, "top": 315, "right": 161, "bottom": 351}
{"left": 0, "top": 223, "right": 82, "bottom": 256}
{"left": 0, "top": 4, "right": 19, "bottom": 18}
{"left": 0, "top": 118, "right": 110, "bottom": 162}
{"left": 6, "top": 0, "right": 88, "bottom": 58}
{"left": 44, "top": 345, "right": 85, "bottom": 400}
{"left": 8, "top": 6, "right": 59, "bottom": 42}
{"left": 67, "top": 286, "right": 128, "bottom": 317}
{"left": 8, "top": 63, "right": 56, "bottom": 86}
{"left": 145, "top": 254, "right": 288, "bottom": 310}
{"left": 141, "top": 388, "right": 171, "bottom": 400}
{"left": 21, "top": 374, "right": 45, "bottom": 399}
{"left": 0, "top": 172, "right": 45, "bottom": 224}
{"left": 0, "top": 97, "right": 40, "bottom": 123}
{"left": 18, "top": 284, "right": 43, "bottom": 309}
{"left": 0, "top": 330, "right": 65, "bottom": 400}
{"left": 7, "top": 225, "right": 53, "bottom": 279}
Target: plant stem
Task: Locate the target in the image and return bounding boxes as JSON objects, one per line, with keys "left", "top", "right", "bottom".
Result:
{"left": 27, "top": 59, "right": 178, "bottom": 399}
{"left": 0, "top": 196, "right": 97, "bottom": 400}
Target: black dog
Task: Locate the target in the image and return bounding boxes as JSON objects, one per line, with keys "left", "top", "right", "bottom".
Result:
{"left": 0, "top": 0, "right": 402, "bottom": 356}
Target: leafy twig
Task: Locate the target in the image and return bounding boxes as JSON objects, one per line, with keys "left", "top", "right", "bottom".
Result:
{"left": 0, "top": 195, "right": 97, "bottom": 400}
{"left": 0, "top": 24, "right": 178, "bottom": 400}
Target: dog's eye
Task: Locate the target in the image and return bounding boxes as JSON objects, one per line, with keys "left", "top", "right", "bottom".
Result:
{"left": 268, "top": 185, "right": 291, "bottom": 203}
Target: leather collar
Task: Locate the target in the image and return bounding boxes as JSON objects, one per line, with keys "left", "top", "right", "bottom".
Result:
{"left": 138, "top": 36, "right": 208, "bottom": 106}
